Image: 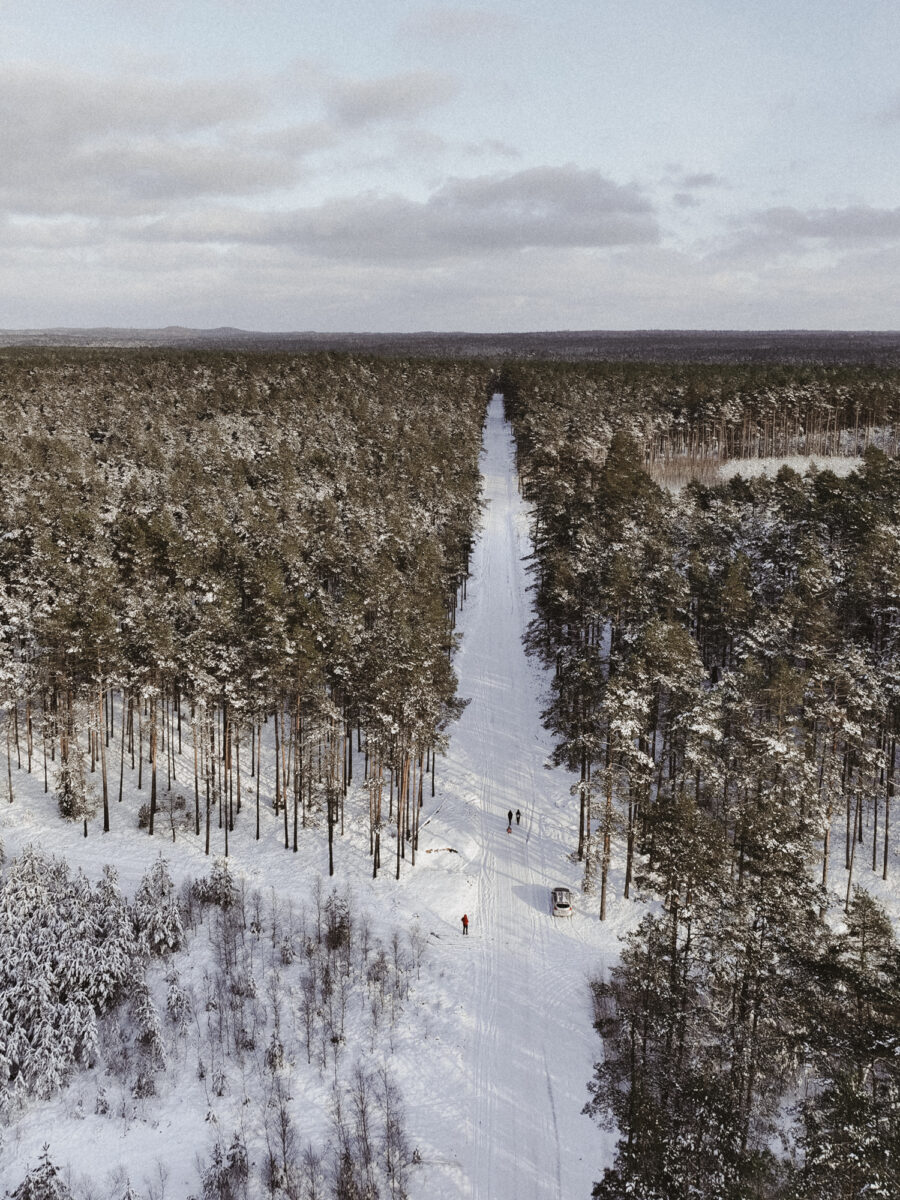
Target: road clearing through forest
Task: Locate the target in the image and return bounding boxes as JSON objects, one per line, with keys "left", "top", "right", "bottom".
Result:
{"left": 421, "top": 395, "right": 628, "bottom": 1200}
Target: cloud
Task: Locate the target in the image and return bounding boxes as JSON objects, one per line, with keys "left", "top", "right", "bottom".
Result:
{"left": 4, "top": 223, "right": 900, "bottom": 333}
{"left": 137, "top": 165, "right": 659, "bottom": 261}
{"left": 680, "top": 172, "right": 725, "bottom": 190}
{"left": 323, "top": 71, "right": 460, "bottom": 128}
{"left": 663, "top": 167, "right": 726, "bottom": 191}
{"left": 258, "top": 122, "right": 341, "bottom": 157}
{"left": 0, "top": 63, "right": 262, "bottom": 151}
{"left": 0, "top": 139, "right": 303, "bottom": 218}
{"left": 700, "top": 202, "right": 900, "bottom": 272}
{"left": 462, "top": 138, "right": 521, "bottom": 159}
{"left": 399, "top": 8, "right": 520, "bottom": 41}
{"left": 0, "top": 61, "right": 466, "bottom": 219}
{"left": 756, "top": 204, "right": 900, "bottom": 243}
{"left": 0, "top": 63, "right": 295, "bottom": 216}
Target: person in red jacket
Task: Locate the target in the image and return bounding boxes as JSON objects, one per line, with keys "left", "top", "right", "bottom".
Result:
{"left": 461, "top": 913, "right": 469, "bottom": 935}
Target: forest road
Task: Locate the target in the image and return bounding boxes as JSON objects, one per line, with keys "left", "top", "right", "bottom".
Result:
{"left": 443, "top": 396, "right": 598, "bottom": 1200}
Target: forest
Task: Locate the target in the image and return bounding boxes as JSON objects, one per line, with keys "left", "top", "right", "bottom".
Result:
{"left": 500, "top": 360, "right": 900, "bottom": 1198}
{"left": 0, "top": 347, "right": 488, "bottom": 1198}
{"left": 1, "top": 348, "right": 899, "bottom": 1198}
{"left": 0, "top": 349, "right": 487, "bottom": 876}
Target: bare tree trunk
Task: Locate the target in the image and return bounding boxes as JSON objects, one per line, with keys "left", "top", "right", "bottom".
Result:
{"left": 98, "top": 683, "right": 109, "bottom": 832}
{"left": 368, "top": 753, "right": 375, "bottom": 856}
{"left": 845, "top": 789, "right": 862, "bottom": 913}
{"left": 844, "top": 750, "right": 852, "bottom": 868}
{"left": 192, "top": 708, "right": 200, "bottom": 834}
{"left": 292, "top": 701, "right": 299, "bottom": 852}
{"left": 624, "top": 787, "right": 634, "bottom": 900}
{"left": 12, "top": 703, "right": 20, "bottom": 769}
{"left": 204, "top": 716, "right": 211, "bottom": 856}
{"left": 281, "top": 705, "right": 289, "bottom": 850}
{"left": 372, "top": 753, "right": 382, "bottom": 879}
{"left": 42, "top": 697, "right": 49, "bottom": 793}
{"left": 5, "top": 711, "right": 12, "bottom": 804}
{"left": 165, "top": 692, "right": 172, "bottom": 792}
{"left": 577, "top": 745, "right": 587, "bottom": 860}
{"left": 396, "top": 753, "right": 408, "bottom": 880}
{"left": 599, "top": 773, "right": 613, "bottom": 921}
{"left": 328, "top": 783, "right": 335, "bottom": 878}
{"left": 274, "top": 702, "right": 280, "bottom": 817}
{"left": 119, "top": 691, "right": 127, "bottom": 805}
{"left": 299, "top": 711, "right": 306, "bottom": 829}
{"left": 885, "top": 735, "right": 895, "bottom": 882}
{"left": 148, "top": 694, "right": 157, "bottom": 835}
{"left": 235, "top": 725, "right": 241, "bottom": 815}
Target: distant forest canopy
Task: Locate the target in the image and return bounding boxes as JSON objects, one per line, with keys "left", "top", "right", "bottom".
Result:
{"left": 3, "top": 327, "right": 900, "bottom": 366}
{"left": 0, "top": 349, "right": 486, "bottom": 876}
{"left": 501, "top": 361, "right": 900, "bottom": 1198}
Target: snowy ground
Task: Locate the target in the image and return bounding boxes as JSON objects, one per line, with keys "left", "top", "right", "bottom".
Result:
{"left": 407, "top": 397, "right": 635, "bottom": 1199}
{"left": 655, "top": 452, "right": 865, "bottom": 492}
{"left": 0, "top": 397, "right": 635, "bottom": 1198}
{"left": 717, "top": 453, "right": 863, "bottom": 480}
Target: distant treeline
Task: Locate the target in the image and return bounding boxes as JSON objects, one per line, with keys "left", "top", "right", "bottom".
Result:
{"left": 3, "top": 329, "right": 900, "bottom": 366}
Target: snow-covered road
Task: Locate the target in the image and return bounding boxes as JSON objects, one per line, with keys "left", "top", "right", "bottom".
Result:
{"left": 426, "top": 396, "right": 618, "bottom": 1200}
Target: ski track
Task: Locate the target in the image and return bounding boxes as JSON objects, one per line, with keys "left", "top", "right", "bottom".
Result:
{"left": 436, "top": 398, "right": 602, "bottom": 1200}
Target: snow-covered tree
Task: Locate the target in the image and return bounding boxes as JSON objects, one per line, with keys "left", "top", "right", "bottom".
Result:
{"left": 133, "top": 854, "right": 183, "bottom": 957}
{"left": 8, "top": 1146, "right": 73, "bottom": 1200}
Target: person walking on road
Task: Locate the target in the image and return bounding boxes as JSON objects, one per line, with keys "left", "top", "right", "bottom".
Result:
{"left": 461, "top": 913, "right": 469, "bottom": 935}
{"left": 507, "top": 809, "right": 513, "bottom": 827}
{"left": 515, "top": 809, "right": 521, "bottom": 825}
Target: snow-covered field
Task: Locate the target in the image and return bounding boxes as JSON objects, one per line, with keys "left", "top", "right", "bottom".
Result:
{"left": 0, "top": 398, "right": 635, "bottom": 1199}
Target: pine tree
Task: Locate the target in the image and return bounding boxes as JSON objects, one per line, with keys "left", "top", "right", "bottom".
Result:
{"left": 54, "top": 714, "right": 96, "bottom": 836}
{"left": 9, "top": 1146, "right": 73, "bottom": 1200}
{"left": 133, "top": 854, "right": 184, "bottom": 957}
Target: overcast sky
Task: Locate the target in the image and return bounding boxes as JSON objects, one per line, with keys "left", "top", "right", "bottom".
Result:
{"left": 2, "top": 0, "right": 899, "bottom": 331}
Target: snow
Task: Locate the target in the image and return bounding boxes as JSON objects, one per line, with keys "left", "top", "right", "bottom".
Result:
{"left": 0, "top": 396, "right": 636, "bottom": 1198}
{"left": 413, "top": 396, "right": 634, "bottom": 1199}
{"left": 717, "top": 454, "right": 863, "bottom": 481}
{"left": 656, "top": 452, "right": 865, "bottom": 492}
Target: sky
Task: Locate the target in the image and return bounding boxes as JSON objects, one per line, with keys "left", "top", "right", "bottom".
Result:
{"left": 1, "top": 0, "right": 899, "bottom": 331}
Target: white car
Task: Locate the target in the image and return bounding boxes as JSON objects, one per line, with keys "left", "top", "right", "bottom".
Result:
{"left": 550, "top": 887, "right": 573, "bottom": 917}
